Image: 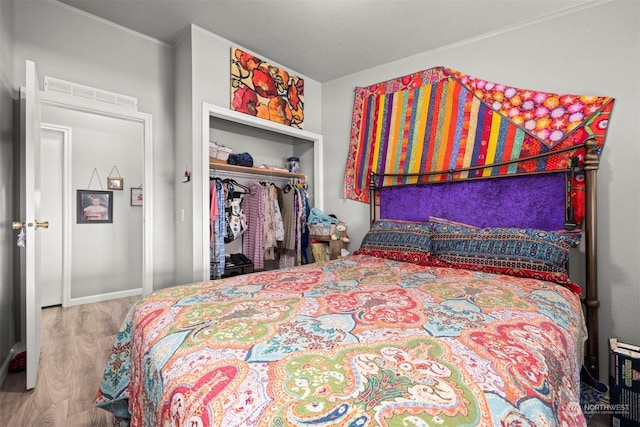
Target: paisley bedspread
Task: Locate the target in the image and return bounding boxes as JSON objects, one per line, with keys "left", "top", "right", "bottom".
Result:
{"left": 94, "top": 254, "right": 587, "bottom": 426}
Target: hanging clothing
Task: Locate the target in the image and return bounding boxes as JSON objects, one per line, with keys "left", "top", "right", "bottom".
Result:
{"left": 279, "top": 185, "right": 296, "bottom": 268}
{"left": 224, "top": 192, "right": 247, "bottom": 243}
{"left": 210, "top": 181, "right": 219, "bottom": 245}
{"left": 280, "top": 186, "right": 296, "bottom": 249}
{"left": 278, "top": 182, "right": 309, "bottom": 268}
{"left": 272, "top": 188, "right": 285, "bottom": 242}
{"left": 210, "top": 175, "right": 304, "bottom": 272}
{"left": 263, "top": 183, "right": 283, "bottom": 260}
{"left": 242, "top": 182, "right": 265, "bottom": 270}
{"left": 299, "top": 187, "right": 310, "bottom": 264}
{"left": 210, "top": 181, "right": 226, "bottom": 279}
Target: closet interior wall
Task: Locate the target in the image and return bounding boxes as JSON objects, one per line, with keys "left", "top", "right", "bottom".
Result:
{"left": 208, "top": 118, "right": 316, "bottom": 206}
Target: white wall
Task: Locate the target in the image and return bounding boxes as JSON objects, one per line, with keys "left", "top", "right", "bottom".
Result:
{"left": 321, "top": 0, "right": 640, "bottom": 377}
{"left": 42, "top": 105, "right": 144, "bottom": 299}
{"left": 173, "top": 28, "right": 194, "bottom": 285}
{"left": 173, "top": 25, "right": 323, "bottom": 283}
{"left": 0, "top": 0, "right": 16, "bottom": 381}
{"left": 13, "top": 0, "right": 177, "bottom": 289}
{"left": 189, "top": 25, "right": 322, "bottom": 135}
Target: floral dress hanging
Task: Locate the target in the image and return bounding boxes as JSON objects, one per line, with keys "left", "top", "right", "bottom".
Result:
{"left": 224, "top": 189, "right": 247, "bottom": 243}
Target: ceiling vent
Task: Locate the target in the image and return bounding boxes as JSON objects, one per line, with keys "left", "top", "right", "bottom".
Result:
{"left": 44, "top": 76, "right": 138, "bottom": 111}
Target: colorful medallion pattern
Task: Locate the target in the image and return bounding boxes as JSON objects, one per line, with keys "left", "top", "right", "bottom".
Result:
{"left": 94, "top": 254, "right": 587, "bottom": 426}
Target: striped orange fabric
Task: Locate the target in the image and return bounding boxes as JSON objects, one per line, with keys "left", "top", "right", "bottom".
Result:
{"left": 344, "top": 66, "right": 614, "bottom": 203}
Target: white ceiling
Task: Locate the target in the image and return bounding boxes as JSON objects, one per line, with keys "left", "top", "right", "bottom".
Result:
{"left": 58, "top": 0, "right": 595, "bottom": 82}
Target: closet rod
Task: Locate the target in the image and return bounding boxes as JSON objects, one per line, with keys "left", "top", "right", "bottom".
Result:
{"left": 209, "top": 161, "right": 306, "bottom": 179}
{"left": 209, "top": 169, "right": 304, "bottom": 185}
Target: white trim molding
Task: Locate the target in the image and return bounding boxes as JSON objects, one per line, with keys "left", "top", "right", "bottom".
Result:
{"left": 41, "top": 90, "right": 154, "bottom": 299}
{"left": 198, "top": 103, "right": 323, "bottom": 282}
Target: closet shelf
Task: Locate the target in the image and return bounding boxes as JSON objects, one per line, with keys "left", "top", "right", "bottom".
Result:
{"left": 209, "top": 159, "right": 307, "bottom": 180}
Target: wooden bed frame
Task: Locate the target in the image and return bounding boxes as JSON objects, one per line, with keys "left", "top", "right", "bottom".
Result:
{"left": 368, "top": 138, "right": 601, "bottom": 379}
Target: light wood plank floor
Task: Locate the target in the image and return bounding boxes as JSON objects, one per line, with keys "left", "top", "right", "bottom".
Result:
{"left": 0, "top": 296, "right": 138, "bottom": 427}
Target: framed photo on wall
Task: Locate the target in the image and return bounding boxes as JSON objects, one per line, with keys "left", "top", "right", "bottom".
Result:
{"left": 107, "top": 177, "right": 123, "bottom": 190}
{"left": 77, "top": 190, "right": 113, "bottom": 224}
{"left": 130, "top": 187, "right": 143, "bottom": 206}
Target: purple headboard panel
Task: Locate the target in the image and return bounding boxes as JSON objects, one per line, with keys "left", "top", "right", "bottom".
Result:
{"left": 379, "top": 172, "right": 567, "bottom": 231}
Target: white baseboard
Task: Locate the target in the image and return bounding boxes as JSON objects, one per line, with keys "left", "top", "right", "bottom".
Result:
{"left": 66, "top": 288, "right": 143, "bottom": 307}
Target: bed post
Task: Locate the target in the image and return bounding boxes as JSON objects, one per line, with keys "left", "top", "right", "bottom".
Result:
{"left": 583, "top": 138, "right": 600, "bottom": 379}
{"left": 369, "top": 172, "right": 376, "bottom": 226}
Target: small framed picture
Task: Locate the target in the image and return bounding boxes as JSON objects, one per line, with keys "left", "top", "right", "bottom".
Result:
{"left": 77, "top": 190, "right": 113, "bottom": 224}
{"left": 131, "top": 188, "right": 143, "bottom": 206}
{"left": 107, "top": 177, "right": 123, "bottom": 190}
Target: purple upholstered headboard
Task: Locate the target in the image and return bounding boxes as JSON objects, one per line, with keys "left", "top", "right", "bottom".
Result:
{"left": 379, "top": 172, "right": 567, "bottom": 231}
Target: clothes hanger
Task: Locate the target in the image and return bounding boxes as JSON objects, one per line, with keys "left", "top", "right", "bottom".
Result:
{"left": 222, "top": 178, "right": 251, "bottom": 194}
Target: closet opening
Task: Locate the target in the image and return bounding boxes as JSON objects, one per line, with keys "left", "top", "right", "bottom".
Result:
{"left": 198, "top": 103, "right": 323, "bottom": 282}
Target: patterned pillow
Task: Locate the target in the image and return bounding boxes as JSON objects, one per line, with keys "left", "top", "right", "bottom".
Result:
{"left": 428, "top": 216, "right": 582, "bottom": 293}
{"left": 354, "top": 219, "right": 433, "bottom": 265}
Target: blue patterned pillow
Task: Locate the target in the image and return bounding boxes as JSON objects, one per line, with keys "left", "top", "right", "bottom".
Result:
{"left": 354, "top": 219, "right": 434, "bottom": 265}
{"left": 428, "top": 216, "right": 582, "bottom": 292}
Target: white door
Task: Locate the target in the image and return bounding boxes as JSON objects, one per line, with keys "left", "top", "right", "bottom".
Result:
{"left": 16, "top": 60, "right": 44, "bottom": 390}
{"left": 39, "top": 126, "right": 66, "bottom": 307}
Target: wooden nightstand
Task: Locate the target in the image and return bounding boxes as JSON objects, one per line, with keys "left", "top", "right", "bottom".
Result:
{"left": 309, "top": 235, "right": 348, "bottom": 260}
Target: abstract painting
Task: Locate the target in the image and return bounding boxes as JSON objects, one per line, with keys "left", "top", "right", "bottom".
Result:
{"left": 231, "top": 47, "right": 304, "bottom": 129}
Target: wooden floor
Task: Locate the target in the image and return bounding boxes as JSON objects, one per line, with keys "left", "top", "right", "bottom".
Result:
{"left": 0, "top": 295, "right": 612, "bottom": 427}
{"left": 0, "top": 296, "right": 138, "bottom": 427}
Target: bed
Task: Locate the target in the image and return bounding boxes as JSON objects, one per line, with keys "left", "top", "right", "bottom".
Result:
{"left": 94, "top": 147, "right": 598, "bottom": 426}
{"left": 94, "top": 68, "right": 612, "bottom": 426}
{"left": 95, "top": 255, "right": 587, "bottom": 426}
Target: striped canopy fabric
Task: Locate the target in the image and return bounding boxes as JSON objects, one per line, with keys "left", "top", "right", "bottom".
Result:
{"left": 344, "top": 66, "right": 614, "bottom": 203}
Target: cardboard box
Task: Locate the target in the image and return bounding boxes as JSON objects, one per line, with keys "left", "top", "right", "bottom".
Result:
{"left": 610, "top": 338, "right": 640, "bottom": 426}
{"left": 209, "top": 142, "right": 232, "bottom": 162}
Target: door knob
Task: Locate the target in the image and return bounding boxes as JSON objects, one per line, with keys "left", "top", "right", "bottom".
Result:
{"left": 12, "top": 220, "right": 49, "bottom": 229}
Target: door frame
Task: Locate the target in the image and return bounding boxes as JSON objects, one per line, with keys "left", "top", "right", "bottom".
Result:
{"left": 198, "top": 103, "right": 324, "bottom": 282}
{"left": 40, "top": 91, "right": 154, "bottom": 302}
